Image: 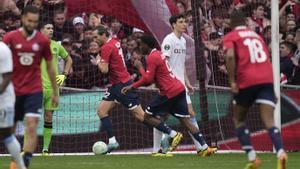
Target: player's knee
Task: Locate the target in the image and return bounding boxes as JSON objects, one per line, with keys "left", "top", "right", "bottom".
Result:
{"left": 131, "top": 107, "right": 145, "bottom": 122}
{"left": 97, "top": 109, "right": 108, "bottom": 118}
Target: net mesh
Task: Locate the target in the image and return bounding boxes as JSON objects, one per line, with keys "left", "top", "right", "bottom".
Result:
{"left": 0, "top": 0, "right": 300, "bottom": 154}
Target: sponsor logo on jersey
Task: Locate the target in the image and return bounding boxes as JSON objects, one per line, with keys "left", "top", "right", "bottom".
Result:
{"left": 174, "top": 49, "right": 186, "bottom": 54}
{"left": 32, "top": 43, "right": 40, "bottom": 51}
{"left": 164, "top": 44, "right": 170, "bottom": 50}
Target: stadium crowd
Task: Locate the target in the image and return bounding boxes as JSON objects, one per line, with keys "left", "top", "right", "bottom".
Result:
{"left": 0, "top": 0, "right": 299, "bottom": 88}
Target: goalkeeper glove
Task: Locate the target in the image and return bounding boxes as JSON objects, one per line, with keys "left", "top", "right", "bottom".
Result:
{"left": 56, "top": 74, "right": 66, "bottom": 86}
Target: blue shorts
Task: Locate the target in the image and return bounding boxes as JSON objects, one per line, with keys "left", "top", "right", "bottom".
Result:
{"left": 233, "top": 83, "right": 276, "bottom": 108}
{"left": 103, "top": 80, "right": 139, "bottom": 110}
{"left": 14, "top": 92, "right": 43, "bottom": 122}
{"left": 145, "top": 91, "right": 190, "bottom": 118}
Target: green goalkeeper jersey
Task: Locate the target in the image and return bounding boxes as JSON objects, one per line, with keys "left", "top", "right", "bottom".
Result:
{"left": 41, "top": 40, "right": 69, "bottom": 90}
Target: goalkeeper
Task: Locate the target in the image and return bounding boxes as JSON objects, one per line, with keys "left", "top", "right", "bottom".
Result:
{"left": 40, "top": 22, "right": 72, "bottom": 155}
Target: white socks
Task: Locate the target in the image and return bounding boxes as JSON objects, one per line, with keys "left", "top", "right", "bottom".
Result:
{"left": 4, "top": 135, "right": 26, "bottom": 169}
{"left": 153, "top": 128, "right": 163, "bottom": 153}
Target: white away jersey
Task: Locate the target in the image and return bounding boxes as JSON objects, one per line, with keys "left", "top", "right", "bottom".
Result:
{"left": 161, "top": 32, "right": 186, "bottom": 84}
{"left": 0, "top": 42, "right": 15, "bottom": 109}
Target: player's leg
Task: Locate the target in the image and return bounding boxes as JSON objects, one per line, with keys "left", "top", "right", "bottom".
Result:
{"left": 258, "top": 103, "right": 287, "bottom": 169}
{"left": 186, "top": 94, "right": 204, "bottom": 152}
{"left": 124, "top": 89, "right": 182, "bottom": 151}
{"left": 42, "top": 89, "right": 57, "bottom": 155}
{"left": 255, "top": 84, "right": 287, "bottom": 169}
{"left": 97, "top": 100, "right": 117, "bottom": 151}
{"left": 22, "top": 116, "right": 39, "bottom": 167}
{"left": 233, "top": 87, "right": 261, "bottom": 169}
{"left": 0, "top": 106, "right": 26, "bottom": 169}
{"left": 153, "top": 115, "right": 169, "bottom": 154}
{"left": 21, "top": 92, "right": 43, "bottom": 168}
{"left": 42, "top": 110, "right": 53, "bottom": 155}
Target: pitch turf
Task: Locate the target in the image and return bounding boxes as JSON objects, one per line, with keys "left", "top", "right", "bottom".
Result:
{"left": 1, "top": 153, "right": 299, "bottom": 169}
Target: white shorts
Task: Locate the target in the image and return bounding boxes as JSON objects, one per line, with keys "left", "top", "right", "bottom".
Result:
{"left": 0, "top": 106, "right": 14, "bottom": 128}
{"left": 186, "top": 92, "right": 192, "bottom": 104}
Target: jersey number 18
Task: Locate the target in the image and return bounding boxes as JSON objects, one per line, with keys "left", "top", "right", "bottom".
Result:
{"left": 243, "top": 38, "right": 267, "bottom": 64}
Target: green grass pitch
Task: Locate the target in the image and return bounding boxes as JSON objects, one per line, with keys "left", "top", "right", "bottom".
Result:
{"left": 1, "top": 153, "right": 299, "bottom": 169}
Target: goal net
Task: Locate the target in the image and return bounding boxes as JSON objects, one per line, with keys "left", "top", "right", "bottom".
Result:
{"left": 0, "top": 0, "right": 300, "bottom": 155}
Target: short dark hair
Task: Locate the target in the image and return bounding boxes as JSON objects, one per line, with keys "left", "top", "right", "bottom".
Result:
{"left": 97, "top": 25, "right": 110, "bottom": 37}
{"left": 230, "top": 10, "right": 246, "bottom": 27}
{"left": 140, "top": 35, "right": 157, "bottom": 49}
{"left": 169, "top": 13, "right": 186, "bottom": 27}
{"left": 22, "top": 5, "right": 40, "bottom": 16}
{"left": 281, "top": 41, "right": 297, "bottom": 53}
{"left": 39, "top": 21, "right": 52, "bottom": 30}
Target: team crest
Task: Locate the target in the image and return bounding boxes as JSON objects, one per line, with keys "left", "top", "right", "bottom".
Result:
{"left": 32, "top": 43, "right": 40, "bottom": 51}
{"left": 164, "top": 44, "right": 170, "bottom": 50}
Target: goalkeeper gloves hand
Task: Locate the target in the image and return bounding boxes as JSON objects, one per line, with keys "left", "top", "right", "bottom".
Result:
{"left": 56, "top": 74, "right": 66, "bottom": 86}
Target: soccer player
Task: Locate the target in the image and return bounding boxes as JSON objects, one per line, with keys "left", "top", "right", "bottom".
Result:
{"left": 39, "top": 22, "right": 73, "bottom": 155}
{"left": 91, "top": 26, "right": 183, "bottom": 153}
{"left": 224, "top": 10, "right": 287, "bottom": 169}
{"left": 153, "top": 13, "right": 217, "bottom": 156}
{"left": 122, "top": 35, "right": 212, "bottom": 155}
{"left": 0, "top": 42, "right": 26, "bottom": 169}
{"left": 3, "top": 6, "right": 58, "bottom": 168}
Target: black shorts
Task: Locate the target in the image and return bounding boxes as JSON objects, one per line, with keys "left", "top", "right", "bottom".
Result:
{"left": 103, "top": 80, "right": 139, "bottom": 110}
{"left": 233, "top": 83, "right": 276, "bottom": 108}
{"left": 145, "top": 91, "right": 190, "bottom": 118}
{"left": 14, "top": 91, "right": 43, "bottom": 122}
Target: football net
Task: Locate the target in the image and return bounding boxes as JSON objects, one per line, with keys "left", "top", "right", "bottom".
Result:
{"left": 0, "top": 0, "right": 300, "bottom": 155}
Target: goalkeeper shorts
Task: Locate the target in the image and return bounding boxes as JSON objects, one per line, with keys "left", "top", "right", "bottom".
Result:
{"left": 43, "top": 89, "right": 59, "bottom": 111}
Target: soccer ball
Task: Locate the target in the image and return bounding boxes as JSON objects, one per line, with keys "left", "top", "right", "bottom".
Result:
{"left": 92, "top": 141, "right": 108, "bottom": 155}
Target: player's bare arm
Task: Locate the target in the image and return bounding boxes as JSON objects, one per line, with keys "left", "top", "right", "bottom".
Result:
{"left": 0, "top": 72, "right": 12, "bottom": 94}
{"left": 184, "top": 66, "right": 194, "bottom": 94}
{"left": 225, "top": 48, "right": 238, "bottom": 94}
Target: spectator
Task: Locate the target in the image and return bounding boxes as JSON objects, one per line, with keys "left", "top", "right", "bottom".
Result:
{"left": 285, "top": 31, "right": 296, "bottom": 44}
{"left": 73, "top": 16, "right": 85, "bottom": 41}
{"left": 204, "top": 32, "right": 222, "bottom": 51}
{"left": 66, "top": 40, "right": 85, "bottom": 88}
{"left": 0, "top": 26, "right": 6, "bottom": 41}
{"left": 125, "top": 36, "right": 138, "bottom": 62}
{"left": 246, "top": 3, "right": 270, "bottom": 34}
{"left": 132, "top": 27, "right": 144, "bottom": 39}
{"left": 186, "top": 10, "right": 194, "bottom": 38}
{"left": 31, "top": 0, "right": 43, "bottom": 10}
{"left": 263, "top": 25, "right": 272, "bottom": 45}
{"left": 83, "top": 29, "right": 94, "bottom": 41}
{"left": 121, "top": 37, "right": 128, "bottom": 56}
{"left": 110, "top": 17, "right": 125, "bottom": 39}
{"left": 212, "top": 47, "right": 228, "bottom": 86}
{"left": 176, "top": 0, "right": 187, "bottom": 14}
{"left": 2, "top": 11, "right": 16, "bottom": 32}
{"left": 286, "top": 19, "right": 297, "bottom": 32}
{"left": 52, "top": 9, "right": 73, "bottom": 41}
{"left": 82, "top": 40, "right": 104, "bottom": 88}
{"left": 2, "top": 0, "right": 21, "bottom": 16}
{"left": 88, "top": 13, "right": 102, "bottom": 29}
{"left": 210, "top": 9, "right": 227, "bottom": 35}
{"left": 201, "top": 21, "right": 212, "bottom": 41}
{"left": 280, "top": 41, "right": 296, "bottom": 81}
